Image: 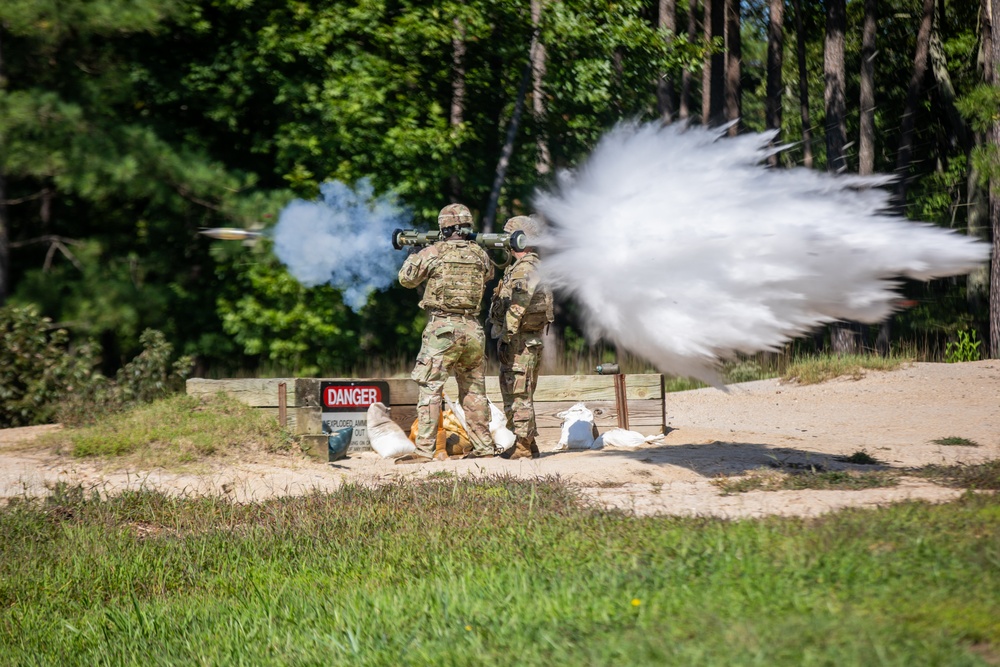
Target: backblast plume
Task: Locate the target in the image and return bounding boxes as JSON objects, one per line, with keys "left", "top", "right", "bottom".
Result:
{"left": 534, "top": 122, "right": 990, "bottom": 385}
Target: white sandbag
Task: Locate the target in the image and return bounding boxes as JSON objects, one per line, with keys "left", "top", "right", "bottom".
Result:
{"left": 597, "top": 428, "right": 662, "bottom": 450}
{"left": 366, "top": 402, "right": 415, "bottom": 459}
{"left": 555, "top": 403, "right": 600, "bottom": 450}
{"left": 488, "top": 401, "right": 516, "bottom": 451}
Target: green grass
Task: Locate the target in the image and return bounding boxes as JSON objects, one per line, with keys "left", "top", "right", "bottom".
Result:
{"left": 782, "top": 354, "right": 911, "bottom": 385}
{"left": 932, "top": 437, "right": 981, "bottom": 447}
{"left": 39, "top": 393, "right": 296, "bottom": 467}
{"left": 915, "top": 460, "right": 1000, "bottom": 490}
{"left": 713, "top": 467, "right": 899, "bottom": 494}
{"left": 1, "top": 479, "right": 998, "bottom": 666}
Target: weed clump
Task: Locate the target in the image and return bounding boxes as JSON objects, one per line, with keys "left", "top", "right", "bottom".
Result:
{"left": 915, "top": 460, "right": 1000, "bottom": 490}
{"left": 782, "top": 354, "right": 910, "bottom": 385}
{"left": 713, "top": 467, "right": 899, "bottom": 495}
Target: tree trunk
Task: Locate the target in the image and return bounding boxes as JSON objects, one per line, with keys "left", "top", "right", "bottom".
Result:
{"left": 928, "top": 6, "right": 968, "bottom": 152}
{"left": 893, "top": 0, "right": 935, "bottom": 209}
{"left": 531, "top": 0, "right": 551, "bottom": 176}
{"left": 969, "top": 0, "right": 992, "bottom": 310}
{"left": 450, "top": 17, "right": 467, "bottom": 201}
{"left": 724, "top": 0, "right": 741, "bottom": 135}
{"left": 765, "top": 0, "right": 785, "bottom": 165}
{"left": 680, "top": 0, "right": 697, "bottom": 119}
{"left": 990, "top": 0, "right": 1000, "bottom": 358}
{"left": 792, "top": 0, "right": 813, "bottom": 167}
{"left": 0, "top": 24, "right": 7, "bottom": 306}
{"left": 824, "top": 0, "right": 851, "bottom": 353}
{"left": 703, "top": 0, "right": 725, "bottom": 125}
{"left": 482, "top": 41, "right": 536, "bottom": 233}
{"left": 858, "top": 0, "right": 876, "bottom": 176}
{"left": 824, "top": 0, "right": 847, "bottom": 173}
{"left": 658, "top": 0, "right": 677, "bottom": 121}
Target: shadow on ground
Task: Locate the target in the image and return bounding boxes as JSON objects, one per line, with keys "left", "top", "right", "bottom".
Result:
{"left": 586, "top": 440, "right": 892, "bottom": 478}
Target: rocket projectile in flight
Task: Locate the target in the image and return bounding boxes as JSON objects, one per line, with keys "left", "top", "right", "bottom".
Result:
{"left": 198, "top": 228, "right": 264, "bottom": 241}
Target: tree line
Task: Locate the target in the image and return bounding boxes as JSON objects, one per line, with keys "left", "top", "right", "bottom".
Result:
{"left": 1, "top": 0, "right": 997, "bottom": 377}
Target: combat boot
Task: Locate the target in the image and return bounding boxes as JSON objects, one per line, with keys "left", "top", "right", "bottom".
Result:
{"left": 507, "top": 437, "right": 540, "bottom": 460}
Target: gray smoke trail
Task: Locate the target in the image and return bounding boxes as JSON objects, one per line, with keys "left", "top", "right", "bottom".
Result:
{"left": 534, "top": 122, "right": 990, "bottom": 385}
{"left": 273, "top": 179, "right": 411, "bottom": 311}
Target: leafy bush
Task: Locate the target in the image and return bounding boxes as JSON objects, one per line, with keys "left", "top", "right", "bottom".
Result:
{"left": 59, "top": 330, "right": 194, "bottom": 426}
{"left": 944, "top": 329, "right": 981, "bottom": 363}
{"left": 1, "top": 305, "right": 193, "bottom": 427}
{"left": 0, "top": 305, "right": 101, "bottom": 427}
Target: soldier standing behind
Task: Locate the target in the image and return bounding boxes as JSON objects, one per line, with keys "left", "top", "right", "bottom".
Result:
{"left": 397, "top": 204, "right": 496, "bottom": 463}
{"left": 489, "top": 215, "right": 554, "bottom": 460}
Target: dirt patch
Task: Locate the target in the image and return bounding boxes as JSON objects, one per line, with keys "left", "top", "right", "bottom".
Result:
{"left": 2, "top": 361, "right": 998, "bottom": 518}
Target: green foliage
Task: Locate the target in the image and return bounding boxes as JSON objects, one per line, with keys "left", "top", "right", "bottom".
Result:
{"left": 1, "top": 482, "right": 998, "bottom": 663}
{"left": 945, "top": 329, "right": 982, "bottom": 363}
{"left": 0, "top": 304, "right": 196, "bottom": 427}
{"left": 0, "top": 304, "right": 101, "bottom": 427}
{"left": 1, "top": 0, "right": 994, "bottom": 376}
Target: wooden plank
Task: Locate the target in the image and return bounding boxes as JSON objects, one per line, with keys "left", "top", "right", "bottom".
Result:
{"left": 193, "top": 374, "right": 665, "bottom": 408}
{"left": 434, "top": 374, "right": 663, "bottom": 404}
{"left": 186, "top": 378, "right": 297, "bottom": 407}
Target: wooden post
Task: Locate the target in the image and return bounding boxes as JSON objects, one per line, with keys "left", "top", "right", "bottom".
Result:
{"left": 614, "top": 374, "right": 629, "bottom": 430}
{"left": 278, "top": 382, "right": 287, "bottom": 428}
{"left": 660, "top": 374, "right": 667, "bottom": 434}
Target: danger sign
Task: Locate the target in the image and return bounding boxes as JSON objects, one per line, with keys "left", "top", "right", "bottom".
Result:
{"left": 322, "top": 384, "right": 387, "bottom": 410}
{"left": 320, "top": 381, "right": 391, "bottom": 453}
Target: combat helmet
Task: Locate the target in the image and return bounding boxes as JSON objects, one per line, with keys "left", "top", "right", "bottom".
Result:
{"left": 438, "top": 203, "right": 474, "bottom": 235}
{"left": 503, "top": 215, "right": 542, "bottom": 246}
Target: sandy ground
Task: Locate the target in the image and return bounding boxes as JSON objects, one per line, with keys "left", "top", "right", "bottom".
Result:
{"left": 1, "top": 360, "right": 997, "bottom": 519}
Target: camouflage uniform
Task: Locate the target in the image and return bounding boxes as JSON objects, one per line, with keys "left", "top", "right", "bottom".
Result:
{"left": 399, "top": 205, "right": 495, "bottom": 459}
{"left": 489, "top": 216, "right": 554, "bottom": 459}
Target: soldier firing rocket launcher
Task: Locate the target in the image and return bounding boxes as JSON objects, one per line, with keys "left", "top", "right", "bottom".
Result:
{"left": 391, "top": 228, "right": 527, "bottom": 253}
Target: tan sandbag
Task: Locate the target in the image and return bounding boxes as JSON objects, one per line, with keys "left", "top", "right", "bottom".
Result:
{"left": 408, "top": 409, "right": 471, "bottom": 457}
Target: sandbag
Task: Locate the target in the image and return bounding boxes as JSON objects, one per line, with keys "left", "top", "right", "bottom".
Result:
{"left": 489, "top": 401, "right": 516, "bottom": 452}
{"left": 407, "top": 409, "right": 470, "bottom": 457}
{"left": 326, "top": 426, "right": 352, "bottom": 462}
{"left": 555, "top": 403, "right": 601, "bottom": 450}
{"left": 594, "top": 428, "right": 661, "bottom": 450}
{"left": 367, "top": 402, "right": 415, "bottom": 459}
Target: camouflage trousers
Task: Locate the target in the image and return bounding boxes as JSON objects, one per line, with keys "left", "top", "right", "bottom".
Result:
{"left": 411, "top": 314, "right": 493, "bottom": 456}
{"left": 498, "top": 331, "right": 543, "bottom": 443}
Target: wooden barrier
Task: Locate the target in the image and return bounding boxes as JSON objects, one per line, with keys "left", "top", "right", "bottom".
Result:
{"left": 186, "top": 374, "right": 666, "bottom": 456}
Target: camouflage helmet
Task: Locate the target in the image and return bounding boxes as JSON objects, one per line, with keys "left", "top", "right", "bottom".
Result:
{"left": 437, "top": 203, "right": 474, "bottom": 230}
{"left": 503, "top": 215, "right": 542, "bottom": 243}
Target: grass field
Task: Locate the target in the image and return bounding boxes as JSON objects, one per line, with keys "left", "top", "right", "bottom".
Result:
{"left": 1, "top": 478, "right": 997, "bottom": 666}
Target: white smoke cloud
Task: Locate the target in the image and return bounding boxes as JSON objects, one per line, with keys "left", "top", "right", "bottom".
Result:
{"left": 534, "top": 122, "right": 991, "bottom": 385}
{"left": 273, "top": 179, "right": 411, "bottom": 311}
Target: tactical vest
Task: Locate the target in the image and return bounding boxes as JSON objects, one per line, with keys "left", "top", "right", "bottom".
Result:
{"left": 422, "top": 241, "right": 489, "bottom": 313}
{"left": 504, "top": 254, "right": 554, "bottom": 332}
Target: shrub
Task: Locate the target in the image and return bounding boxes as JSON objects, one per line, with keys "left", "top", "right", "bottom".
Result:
{"left": 0, "top": 305, "right": 101, "bottom": 427}
{"left": 59, "top": 329, "right": 194, "bottom": 426}
{"left": 1, "top": 305, "right": 193, "bottom": 427}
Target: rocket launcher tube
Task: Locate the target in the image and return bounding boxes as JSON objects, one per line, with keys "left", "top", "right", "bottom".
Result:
{"left": 393, "top": 228, "right": 527, "bottom": 252}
